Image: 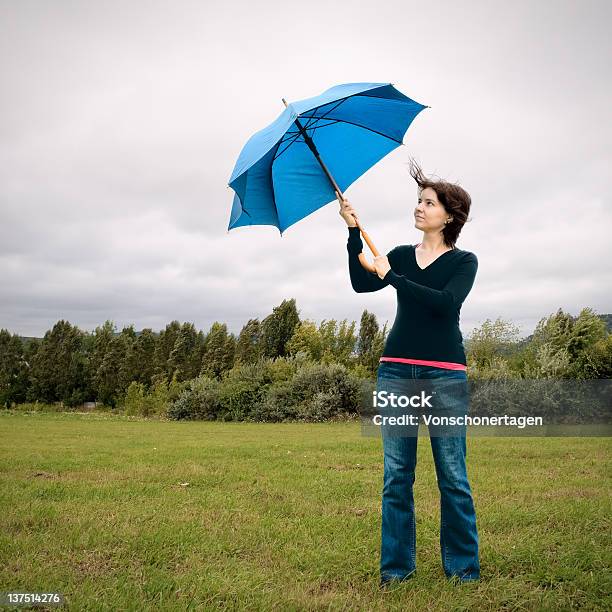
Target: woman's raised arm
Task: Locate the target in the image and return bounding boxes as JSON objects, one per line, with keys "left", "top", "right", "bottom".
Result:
{"left": 347, "top": 227, "right": 399, "bottom": 293}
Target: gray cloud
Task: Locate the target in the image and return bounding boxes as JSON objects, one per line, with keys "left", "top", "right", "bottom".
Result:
{"left": 1, "top": 0, "right": 611, "bottom": 339}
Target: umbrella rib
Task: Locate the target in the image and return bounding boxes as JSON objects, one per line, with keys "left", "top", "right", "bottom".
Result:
{"left": 297, "top": 115, "right": 403, "bottom": 145}
{"left": 272, "top": 93, "right": 404, "bottom": 165}
{"left": 273, "top": 115, "right": 338, "bottom": 161}
{"left": 284, "top": 118, "right": 337, "bottom": 136}
{"left": 303, "top": 118, "right": 338, "bottom": 135}
{"left": 273, "top": 123, "right": 337, "bottom": 163}
{"left": 297, "top": 90, "right": 412, "bottom": 144}
{"left": 307, "top": 97, "right": 349, "bottom": 120}
{"left": 299, "top": 98, "right": 350, "bottom": 130}
{"left": 273, "top": 131, "right": 303, "bottom": 161}
{"left": 272, "top": 98, "right": 352, "bottom": 162}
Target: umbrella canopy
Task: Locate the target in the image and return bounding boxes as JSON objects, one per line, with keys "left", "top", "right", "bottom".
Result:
{"left": 227, "top": 82, "right": 428, "bottom": 235}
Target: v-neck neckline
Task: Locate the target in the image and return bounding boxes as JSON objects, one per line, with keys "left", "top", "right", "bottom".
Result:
{"left": 413, "top": 243, "right": 455, "bottom": 271}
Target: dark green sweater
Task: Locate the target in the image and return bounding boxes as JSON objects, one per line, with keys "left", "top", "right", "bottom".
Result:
{"left": 347, "top": 226, "right": 478, "bottom": 365}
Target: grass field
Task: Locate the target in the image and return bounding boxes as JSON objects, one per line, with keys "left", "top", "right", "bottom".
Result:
{"left": 1, "top": 411, "right": 610, "bottom": 611}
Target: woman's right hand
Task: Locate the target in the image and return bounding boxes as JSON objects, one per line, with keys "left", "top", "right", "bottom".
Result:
{"left": 336, "top": 191, "right": 360, "bottom": 228}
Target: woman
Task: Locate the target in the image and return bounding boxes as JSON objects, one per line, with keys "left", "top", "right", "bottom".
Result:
{"left": 339, "top": 159, "right": 480, "bottom": 588}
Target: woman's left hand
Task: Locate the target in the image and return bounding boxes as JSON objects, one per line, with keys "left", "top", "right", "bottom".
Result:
{"left": 373, "top": 255, "right": 391, "bottom": 279}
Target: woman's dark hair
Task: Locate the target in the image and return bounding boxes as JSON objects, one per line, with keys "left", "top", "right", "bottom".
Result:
{"left": 407, "top": 158, "right": 472, "bottom": 249}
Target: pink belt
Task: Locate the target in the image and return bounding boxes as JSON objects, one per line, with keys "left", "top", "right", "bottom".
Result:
{"left": 379, "top": 356, "right": 467, "bottom": 371}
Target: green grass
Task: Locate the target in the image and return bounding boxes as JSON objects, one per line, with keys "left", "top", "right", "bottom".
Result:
{"left": 1, "top": 411, "right": 610, "bottom": 611}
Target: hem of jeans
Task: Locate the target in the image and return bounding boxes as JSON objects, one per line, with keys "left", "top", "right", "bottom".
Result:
{"left": 381, "top": 568, "right": 416, "bottom": 582}
{"left": 446, "top": 573, "right": 480, "bottom": 582}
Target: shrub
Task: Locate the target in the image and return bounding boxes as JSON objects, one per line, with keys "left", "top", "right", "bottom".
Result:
{"left": 166, "top": 375, "right": 221, "bottom": 420}
{"left": 258, "top": 362, "right": 363, "bottom": 422}
{"left": 253, "top": 381, "right": 300, "bottom": 422}
{"left": 582, "top": 334, "right": 612, "bottom": 378}
{"left": 167, "top": 358, "right": 366, "bottom": 422}
{"left": 9, "top": 401, "right": 63, "bottom": 413}
{"left": 123, "top": 381, "right": 146, "bottom": 416}
{"left": 265, "top": 354, "right": 305, "bottom": 383}
{"left": 467, "top": 355, "right": 514, "bottom": 380}
{"left": 216, "top": 359, "right": 274, "bottom": 420}
{"left": 217, "top": 378, "right": 265, "bottom": 421}
{"left": 346, "top": 362, "right": 374, "bottom": 380}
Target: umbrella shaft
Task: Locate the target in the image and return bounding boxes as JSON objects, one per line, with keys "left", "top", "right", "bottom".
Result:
{"left": 280, "top": 97, "right": 378, "bottom": 265}
{"left": 293, "top": 116, "right": 344, "bottom": 199}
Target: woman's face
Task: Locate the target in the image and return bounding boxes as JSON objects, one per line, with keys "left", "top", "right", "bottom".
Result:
{"left": 414, "top": 187, "right": 450, "bottom": 231}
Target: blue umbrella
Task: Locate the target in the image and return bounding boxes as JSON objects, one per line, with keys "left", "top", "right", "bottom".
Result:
{"left": 227, "top": 82, "right": 428, "bottom": 268}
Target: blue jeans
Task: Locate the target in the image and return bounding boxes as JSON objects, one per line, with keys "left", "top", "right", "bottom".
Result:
{"left": 377, "top": 360, "right": 480, "bottom": 582}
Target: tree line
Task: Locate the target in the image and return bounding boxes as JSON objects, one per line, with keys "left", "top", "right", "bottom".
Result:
{"left": 0, "top": 299, "right": 387, "bottom": 408}
{"left": 0, "top": 299, "right": 610, "bottom": 410}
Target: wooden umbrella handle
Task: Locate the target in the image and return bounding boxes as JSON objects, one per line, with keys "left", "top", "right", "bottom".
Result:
{"left": 353, "top": 219, "right": 380, "bottom": 274}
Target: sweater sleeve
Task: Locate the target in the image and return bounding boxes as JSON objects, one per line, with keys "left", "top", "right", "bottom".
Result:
{"left": 383, "top": 252, "right": 478, "bottom": 316}
{"left": 347, "top": 226, "right": 400, "bottom": 293}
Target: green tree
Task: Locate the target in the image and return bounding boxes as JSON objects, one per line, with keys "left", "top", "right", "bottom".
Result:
{"left": 201, "top": 322, "right": 236, "bottom": 379}
{"left": 357, "top": 310, "right": 387, "bottom": 375}
{"left": 466, "top": 317, "right": 521, "bottom": 371}
{"left": 287, "top": 318, "right": 357, "bottom": 366}
{"left": 117, "top": 326, "right": 139, "bottom": 392}
{"left": 123, "top": 381, "right": 146, "bottom": 416}
{"left": 95, "top": 327, "right": 137, "bottom": 407}
{"left": 319, "top": 318, "right": 356, "bottom": 366}
{"left": 567, "top": 308, "right": 608, "bottom": 378}
{"left": 0, "top": 330, "right": 29, "bottom": 406}
{"left": 27, "top": 320, "right": 88, "bottom": 405}
{"left": 525, "top": 307, "right": 609, "bottom": 379}
{"left": 154, "top": 320, "right": 182, "bottom": 380}
{"left": 235, "top": 318, "right": 263, "bottom": 364}
{"left": 134, "top": 328, "right": 157, "bottom": 387}
{"left": 582, "top": 333, "right": 612, "bottom": 378}
{"left": 260, "top": 298, "right": 300, "bottom": 359}
{"left": 286, "top": 320, "right": 322, "bottom": 361}
{"left": 168, "top": 322, "right": 199, "bottom": 382}
{"left": 89, "top": 321, "right": 116, "bottom": 395}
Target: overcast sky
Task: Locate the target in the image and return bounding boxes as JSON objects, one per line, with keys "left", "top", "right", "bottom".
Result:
{"left": 1, "top": 0, "right": 610, "bottom": 341}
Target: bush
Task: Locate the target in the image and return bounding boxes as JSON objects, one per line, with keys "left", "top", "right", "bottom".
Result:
{"left": 218, "top": 378, "right": 265, "bottom": 421}
{"left": 8, "top": 401, "right": 64, "bottom": 413}
{"left": 252, "top": 381, "right": 300, "bottom": 422}
{"left": 166, "top": 375, "right": 221, "bottom": 420}
{"left": 216, "top": 359, "right": 274, "bottom": 420}
{"left": 165, "top": 358, "right": 365, "bottom": 422}
{"left": 265, "top": 354, "right": 305, "bottom": 383}
{"left": 258, "top": 361, "right": 363, "bottom": 422}
{"left": 149, "top": 375, "right": 186, "bottom": 417}
{"left": 123, "top": 381, "right": 147, "bottom": 416}
{"left": 296, "top": 389, "right": 343, "bottom": 422}
{"left": 346, "top": 362, "right": 374, "bottom": 380}
{"left": 582, "top": 334, "right": 612, "bottom": 378}
{"left": 467, "top": 355, "right": 515, "bottom": 380}
{"left": 120, "top": 374, "right": 188, "bottom": 418}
